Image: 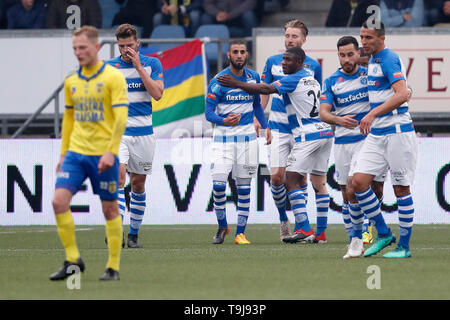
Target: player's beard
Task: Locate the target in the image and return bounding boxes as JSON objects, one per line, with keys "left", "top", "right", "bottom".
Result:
{"left": 342, "top": 62, "right": 357, "bottom": 74}
{"left": 230, "top": 57, "right": 247, "bottom": 70}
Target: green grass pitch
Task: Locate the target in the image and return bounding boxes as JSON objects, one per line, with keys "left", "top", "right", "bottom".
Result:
{"left": 0, "top": 224, "right": 449, "bottom": 300}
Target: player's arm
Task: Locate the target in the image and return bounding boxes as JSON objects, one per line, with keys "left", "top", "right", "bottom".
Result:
{"left": 128, "top": 47, "right": 164, "bottom": 100}
{"left": 58, "top": 81, "right": 75, "bottom": 172}
{"left": 217, "top": 74, "right": 278, "bottom": 95}
{"left": 360, "top": 80, "right": 409, "bottom": 135}
{"left": 320, "top": 102, "right": 358, "bottom": 129}
{"left": 99, "top": 73, "right": 129, "bottom": 173}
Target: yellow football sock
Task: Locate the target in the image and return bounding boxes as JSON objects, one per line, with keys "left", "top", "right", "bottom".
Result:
{"left": 55, "top": 210, "right": 80, "bottom": 263}
{"left": 105, "top": 215, "right": 123, "bottom": 271}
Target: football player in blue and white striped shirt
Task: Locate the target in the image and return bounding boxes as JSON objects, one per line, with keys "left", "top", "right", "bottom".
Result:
{"left": 320, "top": 36, "right": 387, "bottom": 258}
{"left": 205, "top": 40, "right": 269, "bottom": 245}
{"left": 352, "top": 21, "right": 418, "bottom": 258}
{"left": 218, "top": 46, "right": 334, "bottom": 245}
{"left": 107, "top": 24, "right": 164, "bottom": 248}
{"left": 260, "top": 19, "right": 323, "bottom": 242}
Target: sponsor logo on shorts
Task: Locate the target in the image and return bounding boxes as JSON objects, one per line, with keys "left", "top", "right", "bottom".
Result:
{"left": 57, "top": 170, "right": 70, "bottom": 179}
{"left": 243, "top": 165, "right": 257, "bottom": 175}
{"left": 139, "top": 161, "right": 152, "bottom": 172}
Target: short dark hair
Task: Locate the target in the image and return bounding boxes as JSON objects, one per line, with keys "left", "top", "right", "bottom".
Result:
{"left": 285, "top": 46, "right": 306, "bottom": 65}
{"left": 229, "top": 39, "right": 247, "bottom": 51}
{"left": 115, "top": 23, "right": 138, "bottom": 40}
{"left": 337, "top": 36, "right": 359, "bottom": 50}
{"left": 359, "top": 47, "right": 370, "bottom": 57}
{"left": 362, "top": 20, "right": 385, "bottom": 36}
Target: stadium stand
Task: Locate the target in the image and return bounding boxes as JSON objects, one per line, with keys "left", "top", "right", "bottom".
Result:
{"left": 149, "top": 24, "right": 186, "bottom": 51}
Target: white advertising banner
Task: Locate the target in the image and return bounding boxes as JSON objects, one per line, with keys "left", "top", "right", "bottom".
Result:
{"left": 255, "top": 31, "right": 450, "bottom": 113}
{"left": 0, "top": 138, "right": 449, "bottom": 225}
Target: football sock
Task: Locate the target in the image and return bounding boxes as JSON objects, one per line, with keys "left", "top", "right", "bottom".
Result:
{"left": 299, "top": 184, "right": 308, "bottom": 205}
{"left": 363, "top": 216, "right": 370, "bottom": 233}
{"left": 117, "top": 188, "right": 126, "bottom": 222}
{"left": 397, "top": 194, "right": 414, "bottom": 249}
{"left": 129, "top": 191, "right": 146, "bottom": 235}
{"left": 315, "top": 193, "right": 329, "bottom": 236}
{"left": 356, "top": 188, "right": 389, "bottom": 236}
{"left": 349, "top": 202, "right": 364, "bottom": 239}
{"left": 288, "top": 189, "right": 311, "bottom": 232}
{"left": 213, "top": 180, "right": 227, "bottom": 228}
{"left": 105, "top": 215, "right": 122, "bottom": 271}
{"left": 270, "top": 183, "right": 288, "bottom": 222}
{"left": 235, "top": 183, "right": 251, "bottom": 235}
{"left": 55, "top": 210, "right": 80, "bottom": 263}
{"left": 342, "top": 202, "right": 353, "bottom": 241}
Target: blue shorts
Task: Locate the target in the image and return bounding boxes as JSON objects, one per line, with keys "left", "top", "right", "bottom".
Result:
{"left": 55, "top": 151, "right": 119, "bottom": 201}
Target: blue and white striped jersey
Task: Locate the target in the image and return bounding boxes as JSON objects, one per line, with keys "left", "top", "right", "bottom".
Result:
{"left": 321, "top": 65, "right": 369, "bottom": 144}
{"left": 273, "top": 69, "right": 333, "bottom": 143}
{"left": 367, "top": 48, "right": 413, "bottom": 131}
{"left": 262, "top": 53, "right": 322, "bottom": 134}
{"left": 106, "top": 54, "right": 164, "bottom": 136}
{"left": 206, "top": 67, "right": 263, "bottom": 141}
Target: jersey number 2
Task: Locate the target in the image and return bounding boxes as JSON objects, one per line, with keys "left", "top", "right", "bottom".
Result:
{"left": 308, "top": 90, "right": 320, "bottom": 117}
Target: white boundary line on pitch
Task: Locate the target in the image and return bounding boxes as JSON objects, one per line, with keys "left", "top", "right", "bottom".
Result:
{"left": 0, "top": 228, "right": 94, "bottom": 234}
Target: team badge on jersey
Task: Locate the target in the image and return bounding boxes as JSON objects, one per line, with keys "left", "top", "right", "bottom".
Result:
{"left": 360, "top": 77, "right": 368, "bottom": 85}
{"left": 71, "top": 87, "right": 76, "bottom": 95}
{"left": 108, "top": 181, "right": 117, "bottom": 194}
{"left": 96, "top": 82, "right": 104, "bottom": 94}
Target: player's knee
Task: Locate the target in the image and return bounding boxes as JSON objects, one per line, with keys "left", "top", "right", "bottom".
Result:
{"left": 351, "top": 174, "right": 367, "bottom": 193}
{"left": 102, "top": 201, "right": 119, "bottom": 220}
{"left": 270, "top": 173, "right": 284, "bottom": 186}
{"left": 393, "top": 185, "right": 410, "bottom": 197}
{"left": 52, "top": 196, "right": 69, "bottom": 214}
{"left": 372, "top": 181, "right": 384, "bottom": 200}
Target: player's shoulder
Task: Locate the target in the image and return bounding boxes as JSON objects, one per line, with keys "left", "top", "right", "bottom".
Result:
{"left": 325, "top": 68, "right": 343, "bottom": 83}
{"left": 266, "top": 53, "right": 283, "bottom": 64}
{"left": 103, "top": 63, "right": 127, "bottom": 82}
{"left": 140, "top": 54, "right": 161, "bottom": 67}
{"left": 64, "top": 68, "right": 78, "bottom": 82}
{"left": 244, "top": 68, "right": 260, "bottom": 81}
{"left": 375, "top": 48, "right": 400, "bottom": 65}
{"left": 305, "top": 55, "right": 320, "bottom": 68}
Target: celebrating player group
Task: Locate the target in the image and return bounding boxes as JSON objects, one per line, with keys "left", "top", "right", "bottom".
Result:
{"left": 210, "top": 18, "right": 417, "bottom": 260}
{"left": 50, "top": 16, "right": 418, "bottom": 283}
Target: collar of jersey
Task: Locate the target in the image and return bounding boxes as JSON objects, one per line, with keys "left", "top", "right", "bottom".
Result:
{"left": 77, "top": 61, "right": 106, "bottom": 81}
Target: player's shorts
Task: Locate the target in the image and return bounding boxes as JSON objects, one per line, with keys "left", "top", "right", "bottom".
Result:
{"left": 267, "top": 130, "right": 294, "bottom": 169}
{"left": 334, "top": 139, "right": 387, "bottom": 185}
{"left": 353, "top": 131, "right": 418, "bottom": 186}
{"left": 55, "top": 151, "right": 119, "bottom": 201}
{"left": 211, "top": 135, "right": 259, "bottom": 179}
{"left": 286, "top": 138, "right": 333, "bottom": 176}
{"left": 118, "top": 134, "right": 155, "bottom": 175}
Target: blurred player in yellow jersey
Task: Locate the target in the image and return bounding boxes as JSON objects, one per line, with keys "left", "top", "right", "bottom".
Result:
{"left": 49, "top": 26, "right": 129, "bottom": 281}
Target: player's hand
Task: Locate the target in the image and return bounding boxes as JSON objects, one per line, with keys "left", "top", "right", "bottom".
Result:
{"left": 254, "top": 117, "right": 262, "bottom": 136}
{"left": 167, "top": 4, "right": 178, "bottom": 14}
{"left": 126, "top": 47, "right": 141, "bottom": 70}
{"left": 98, "top": 152, "right": 115, "bottom": 174}
{"left": 223, "top": 113, "right": 241, "bottom": 126}
{"left": 360, "top": 112, "right": 375, "bottom": 135}
{"left": 265, "top": 127, "right": 272, "bottom": 145}
{"left": 56, "top": 155, "right": 65, "bottom": 173}
{"left": 216, "top": 11, "right": 229, "bottom": 22}
{"left": 403, "top": 13, "right": 412, "bottom": 21}
{"left": 217, "top": 74, "right": 239, "bottom": 88}
{"left": 338, "top": 114, "right": 358, "bottom": 129}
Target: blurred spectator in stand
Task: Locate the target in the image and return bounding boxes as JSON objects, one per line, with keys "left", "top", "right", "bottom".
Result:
{"left": 380, "top": 0, "right": 425, "bottom": 27}
{"left": 0, "top": 0, "right": 18, "bottom": 28}
{"left": 46, "top": 0, "right": 102, "bottom": 28}
{"left": 7, "top": 0, "right": 46, "bottom": 29}
{"left": 153, "top": 0, "right": 203, "bottom": 37}
{"left": 201, "top": 0, "right": 258, "bottom": 37}
{"left": 325, "top": 0, "right": 380, "bottom": 27}
{"left": 425, "top": 0, "right": 450, "bottom": 24}
{"left": 112, "top": 0, "right": 157, "bottom": 38}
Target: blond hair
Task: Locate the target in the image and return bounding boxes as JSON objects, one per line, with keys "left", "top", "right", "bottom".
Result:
{"left": 284, "top": 19, "right": 308, "bottom": 37}
{"left": 73, "top": 25, "right": 99, "bottom": 43}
